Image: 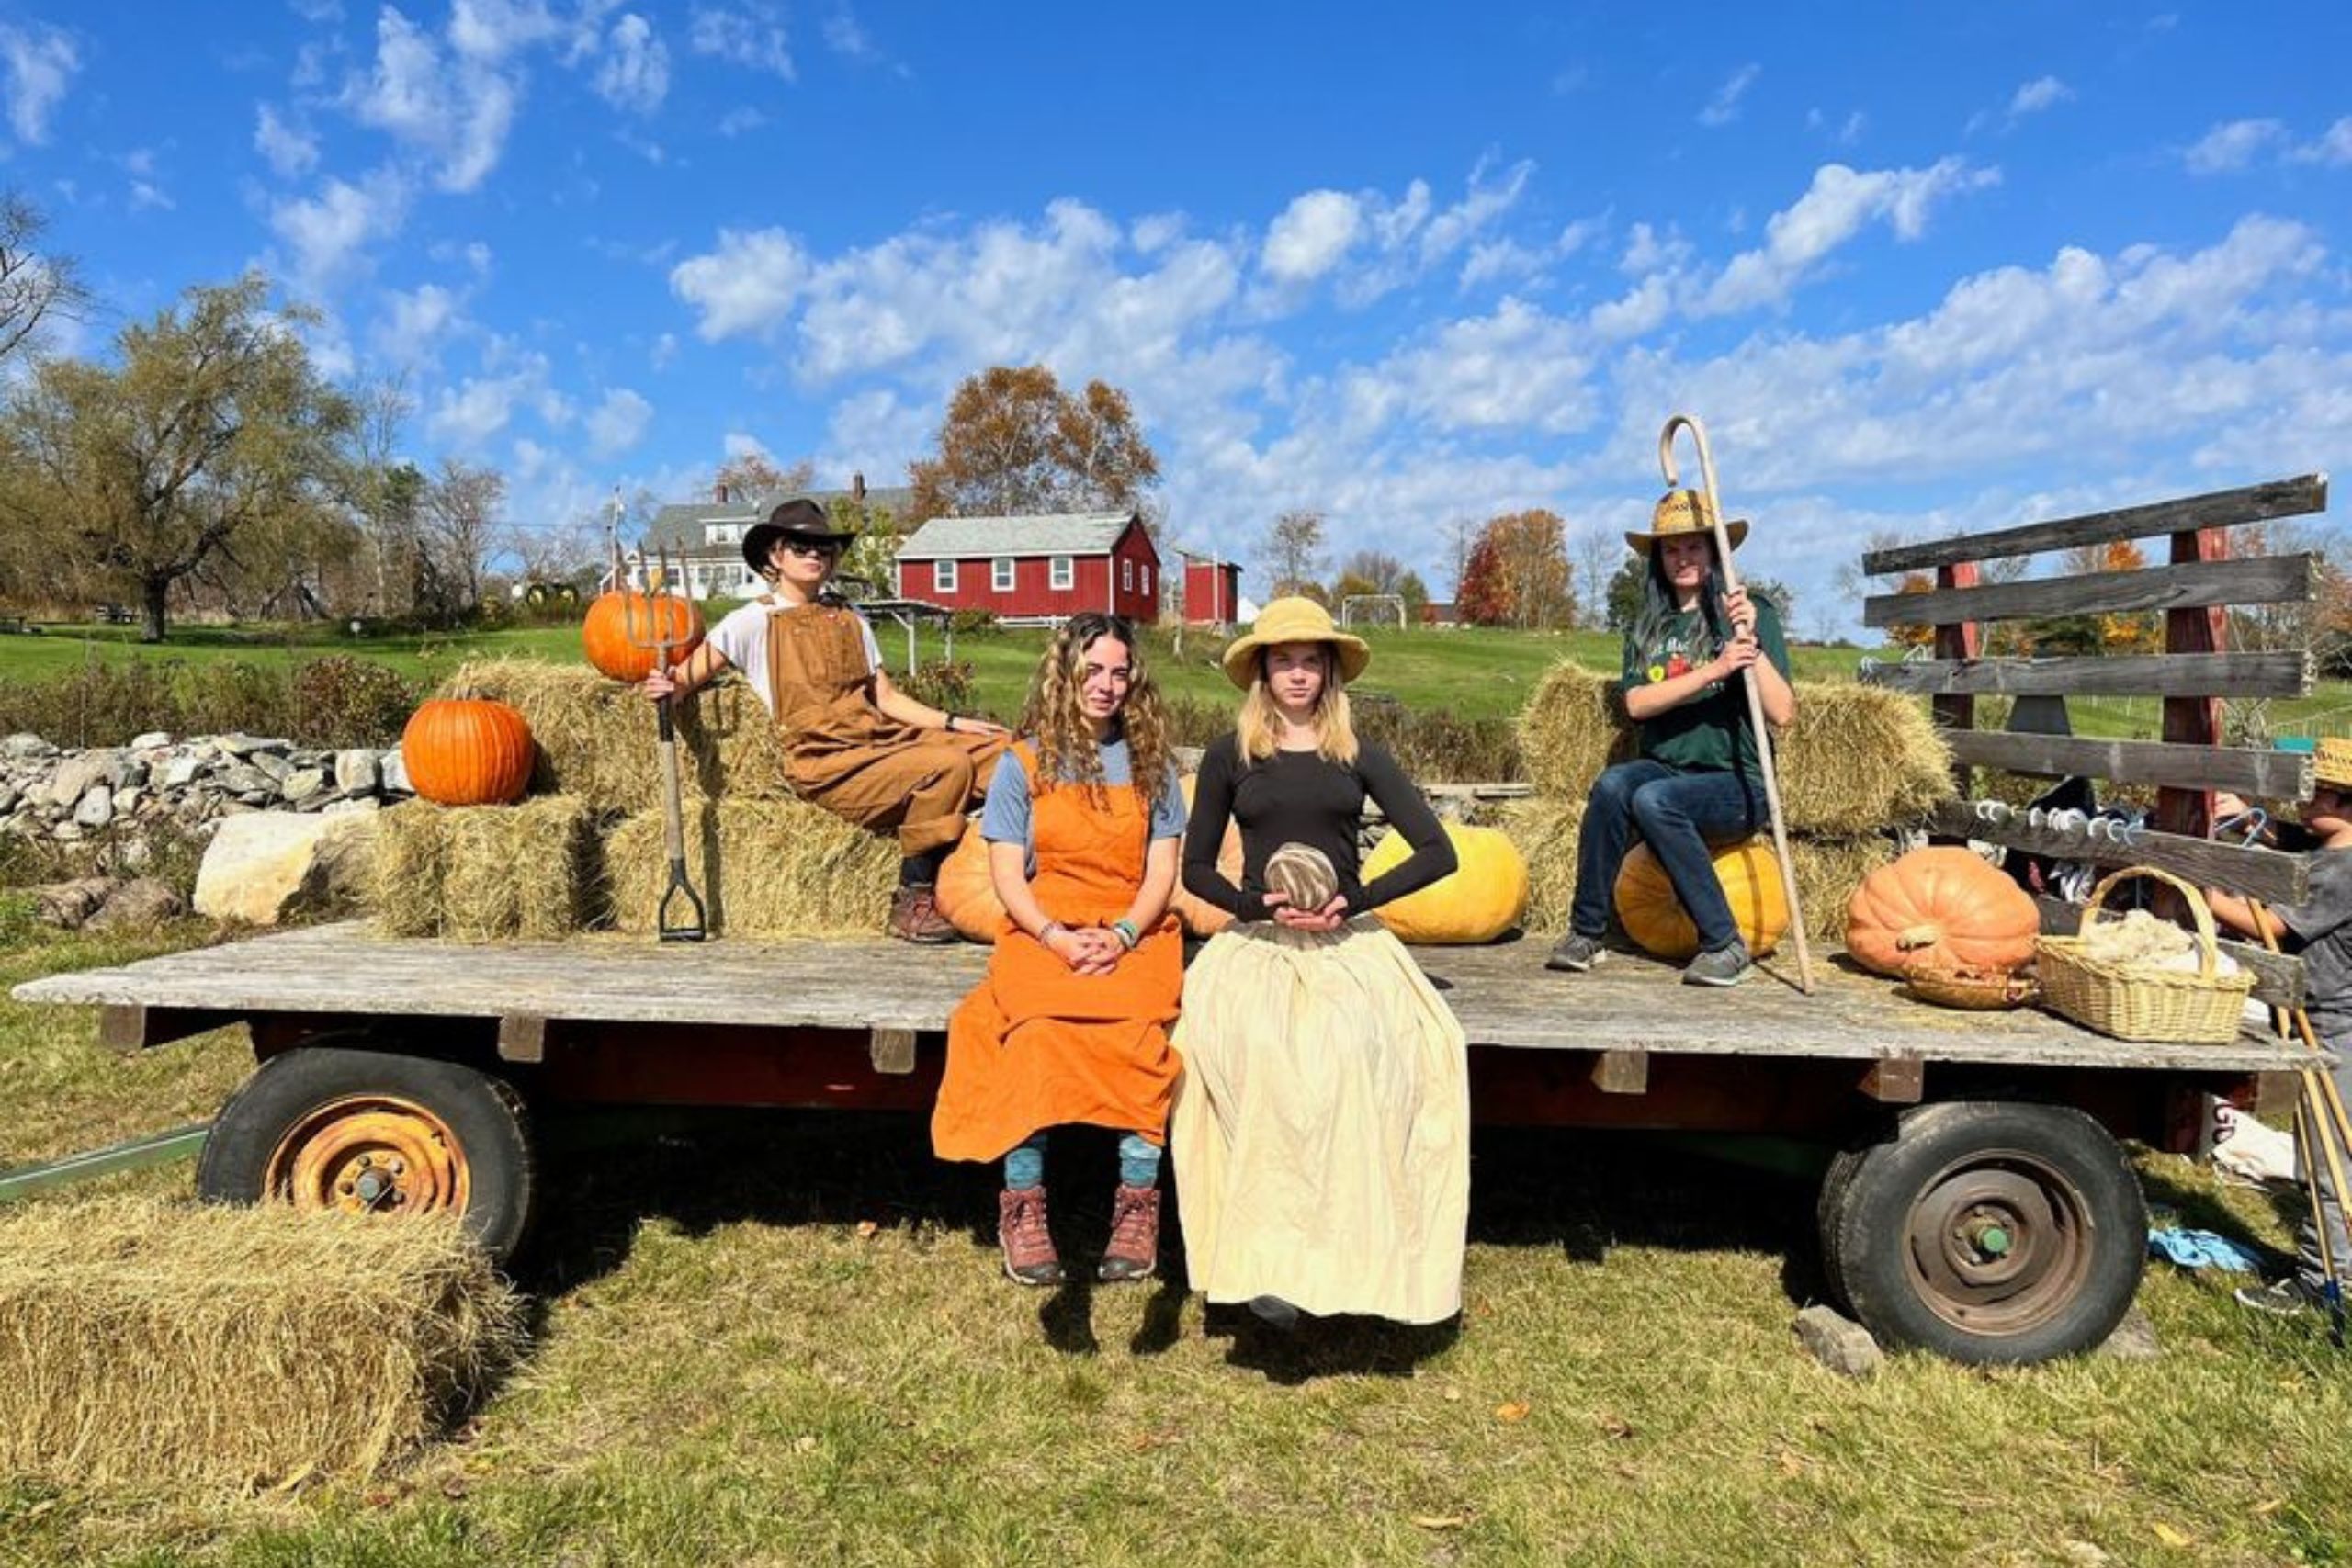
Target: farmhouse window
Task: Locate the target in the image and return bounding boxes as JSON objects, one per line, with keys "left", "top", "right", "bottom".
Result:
{"left": 1050, "top": 556, "right": 1073, "bottom": 590}
{"left": 992, "top": 558, "right": 1015, "bottom": 592}
{"left": 1141, "top": 565, "right": 1151, "bottom": 596}
{"left": 1121, "top": 558, "right": 1134, "bottom": 592}
{"left": 935, "top": 559, "right": 957, "bottom": 592}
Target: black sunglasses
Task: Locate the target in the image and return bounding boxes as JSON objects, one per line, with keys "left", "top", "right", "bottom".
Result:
{"left": 777, "top": 537, "right": 842, "bottom": 558}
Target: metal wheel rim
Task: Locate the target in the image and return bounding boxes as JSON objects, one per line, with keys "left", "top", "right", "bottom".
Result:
{"left": 1902, "top": 1147, "right": 2093, "bottom": 1337}
{"left": 264, "top": 1094, "right": 470, "bottom": 1219}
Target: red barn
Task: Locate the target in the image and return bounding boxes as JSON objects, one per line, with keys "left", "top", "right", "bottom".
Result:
{"left": 1178, "top": 552, "right": 1244, "bottom": 626}
{"left": 893, "top": 512, "right": 1161, "bottom": 625}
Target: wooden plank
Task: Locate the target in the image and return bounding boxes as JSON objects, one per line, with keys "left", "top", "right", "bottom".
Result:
{"left": 1591, "top": 1049, "right": 1648, "bottom": 1095}
{"left": 1941, "top": 729, "right": 2313, "bottom": 798}
{"left": 1928, "top": 802, "right": 2310, "bottom": 905}
{"left": 1862, "top": 1055, "right": 1925, "bottom": 1104}
{"left": 1861, "top": 651, "right": 2312, "bottom": 699}
{"left": 1864, "top": 554, "right": 2313, "bottom": 630}
{"left": 96, "top": 1004, "right": 241, "bottom": 1054}
{"left": 498, "top": 1013, "right": 548, "bottom": 1065}
{"left": 1863, "top": 475, "right": 2329, "bottom": 575}
{"left": 868, "top": 1027, "right": 917, "bottom": 1076}
{"left": 2157, "top": 523, "right": 2232, "bottom": 845}
{"left": 2035, "top": 896, "right": 2303, "bottom": 1010}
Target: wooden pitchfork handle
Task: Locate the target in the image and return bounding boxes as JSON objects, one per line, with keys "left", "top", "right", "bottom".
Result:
{"left": 1658, "top": 413, "right": 1815, "bottom": 995}
{"left": 652, "top": 690, "right": 707, "bottom": 942}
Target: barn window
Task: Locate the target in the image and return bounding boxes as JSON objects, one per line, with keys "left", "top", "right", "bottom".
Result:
{"left": 1121, "top": 558, "right": 1134, "bottom": 592}
{"left": 1140, "top": 564, "right": 1151, "bottom": 596}
{"left": 935, "top": 559, "right": 957, "bottom": 592}
{"left": 993, "top": 558, "right": 1015, "bottom": 592}
{"left": 1050, "top": 556, "right": 1073, "bottom": 590}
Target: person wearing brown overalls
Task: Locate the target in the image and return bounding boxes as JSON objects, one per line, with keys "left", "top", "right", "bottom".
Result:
{"left": 644, "top": 498, "right": 1010, "bottom": 941}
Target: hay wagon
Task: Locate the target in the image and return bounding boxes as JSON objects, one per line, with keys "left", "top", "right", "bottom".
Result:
{"left": 10, "top": 476, "right": 2335, "bottom": 1367}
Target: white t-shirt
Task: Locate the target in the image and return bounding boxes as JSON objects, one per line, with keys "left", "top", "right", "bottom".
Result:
{"left": 707, "top": 597, "right": 883, "bottom": 716}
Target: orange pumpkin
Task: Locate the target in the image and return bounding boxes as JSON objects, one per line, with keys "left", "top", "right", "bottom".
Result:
{"left": 582, "top": 591, "right": 705, "bottom": 682}
{"left": 1614, "top": 838, "right": 1789, "bottom": 961}
{"left": 401, "top": 698, "right": 535, "bottom": 806}
{"left": 1169, "top": 775, "right": 1245, "bottom": 938}
{"left": 935, "top": 823, "right": 1008, "bottom": 943}
{"left": 1845, "top": 845, "right": 2040, "bottom": 977}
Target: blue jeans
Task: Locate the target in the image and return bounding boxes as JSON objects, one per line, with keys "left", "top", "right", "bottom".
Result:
{"left": 1569, "top": 760, "right": 1763, "bottom": 954}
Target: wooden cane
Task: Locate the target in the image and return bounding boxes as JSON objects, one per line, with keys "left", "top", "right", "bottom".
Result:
{"left": 2246, "top": 892, "right": 2352, "bottom": 1157}
{"left": 1657, "top": 413, "right": 1815, "bottom": 995}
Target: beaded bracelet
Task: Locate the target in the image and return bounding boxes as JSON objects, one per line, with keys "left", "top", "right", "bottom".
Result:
{"left": 1112, "top": 919, "right": 1140, "bottom": 950}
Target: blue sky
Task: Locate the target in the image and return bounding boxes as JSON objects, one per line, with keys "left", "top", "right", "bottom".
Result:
{"left": 6, "top": 1, "right": 2350, "bottom": 636}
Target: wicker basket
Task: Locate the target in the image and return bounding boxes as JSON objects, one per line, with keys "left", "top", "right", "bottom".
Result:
{"left": 1902, "top": 966, "right": 2038, "bottom": 1011}
{"left": 2034, "top": 866, "right": 2254, "bottom": 1044}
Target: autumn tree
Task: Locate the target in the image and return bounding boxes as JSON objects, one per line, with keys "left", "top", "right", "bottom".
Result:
{"left": 1456, "top": 509, "right": 1573, "bottom": 628}
{"left": 907, "top": 366, "right": 1159, "bottom": 522}
{"left": 1887, "top": 573, "right": 1938, "bottom": 649}
{"left": 0, "top": 192, "right": 90, "bottom": 368}
{"left": 1263, "top": 509, "right": 1326, "bottom": 598}
{"left": 1395, "top": 570, "right": 1431, "bottom": 620}
{"left": 713, "top": 449, "right": 815, "bottom": 502}
{"left": 0, "top": 274, "right": 356, "bottom": 641}
{"left": 1456, "top": 532, "right": 1511, "bottom": 626}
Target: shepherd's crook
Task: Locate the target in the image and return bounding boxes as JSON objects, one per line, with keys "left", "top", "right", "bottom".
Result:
{"left": 1657, "top": 413, "right": 1815, "bottom": 995}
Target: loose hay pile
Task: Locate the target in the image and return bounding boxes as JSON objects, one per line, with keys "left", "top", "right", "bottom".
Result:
{"left": 605, "top": 797, "right": 899, "bottom": 938}
{"left": 0, "top": 1199, "right": 524, "bottom": 1489}
{"left": 372, "top": 795, "right": 601, "bottom": 939}
{"left": 435, "top": 659, "right": 789, "bottom": 814}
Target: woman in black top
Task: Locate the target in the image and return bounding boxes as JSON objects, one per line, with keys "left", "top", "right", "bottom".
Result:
{"left": 1169, "top": 597, "right": 1470, "bottom": 1327}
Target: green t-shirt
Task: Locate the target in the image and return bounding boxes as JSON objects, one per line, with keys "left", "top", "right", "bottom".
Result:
{"left": 1621, "top": 597, "right": 1791, "bottom": 778}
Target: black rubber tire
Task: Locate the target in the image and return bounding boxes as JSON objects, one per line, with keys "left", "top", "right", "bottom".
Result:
{"left": 196, "top": 1045, "right": 537, "bottom": 1265}
{"left": 1814, "top": 1142, "right": 1873, "bottom": 1311}
{"left": 1833, "top": 1100, "right": 2146, "bottom": 1364}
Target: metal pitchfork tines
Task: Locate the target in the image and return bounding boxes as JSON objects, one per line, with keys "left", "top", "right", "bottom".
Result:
{"left": 620, "top": 540, "right": 707, "bottom": 942}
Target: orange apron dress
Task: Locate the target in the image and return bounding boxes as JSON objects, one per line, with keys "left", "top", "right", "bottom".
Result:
{"left": 762, "top": 601, "right": 1006, "bottom": 856}
{"left": 932, "top": 743, "right": 1183, "bottom": 1162}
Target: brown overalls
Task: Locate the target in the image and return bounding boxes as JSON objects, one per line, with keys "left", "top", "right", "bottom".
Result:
{"left": 761, "top": 601, "right": 1006, "bottom": 857}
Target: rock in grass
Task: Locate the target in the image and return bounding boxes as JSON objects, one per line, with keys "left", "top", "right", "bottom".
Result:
{"left": 194, "top": 810, "right": 379, "bottom": 925}
{"left": 334, "top": 748, "right": 380, "bottom": 795}
{"left": 1794, "top": 1303, "right": 1883, "bottom": 1378}
{"left": 84, "top": 877, "right": 186, "bottom": 932}
{"left": 2098, "top": 1303, "right": 2161, "bottom": 1361}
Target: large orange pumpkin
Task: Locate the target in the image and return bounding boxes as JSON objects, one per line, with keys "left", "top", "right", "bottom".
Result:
{"left": 1363, "top": 823, "right": 1529, "bottom": 944}
{"left": 1614, "top": 838, "right": 1788, "bottom": 961}
{"left": 1845, "top": 845, "right": 2039, "bottom": 977}
{"left": 582, "top": 590, "right": 705, "bottom": 682}
{"left": 1169, "top": 775, "right": 1244, "bottom": 938}
{"left": 935, "top": 823, "right": 1008, "bottom": 942}
{"left": 401, "top": 698, "right": 536, "bottom": 806}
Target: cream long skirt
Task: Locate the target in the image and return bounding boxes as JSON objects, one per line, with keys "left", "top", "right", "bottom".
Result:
{"left": 1169, "top": 918, "right": 1471, "bottom": 1325}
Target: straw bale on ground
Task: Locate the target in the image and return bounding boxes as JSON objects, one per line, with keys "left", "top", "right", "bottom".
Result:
{"left": 1513, "top": 664, "right": 1953, "bottom": 833}
{"left": 1497, "top": 796, "right": 1587, "bottom": 936}
{"left": 435, "top": 659, "right": 789, "bottom": 814}
{"left": 371, "top": 796, "right": 601, "bottom": 939}
{"left": 605, "top": 797, "right": 898, "bottom": 938}
{"left": 0, "top": 1199, "right": 523, "bottom": 1489}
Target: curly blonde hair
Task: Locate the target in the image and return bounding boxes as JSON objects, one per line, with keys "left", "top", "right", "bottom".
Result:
{"left": 1235, "top": 645, "right": 1359, "bottom": 767}
{"left": 1020, "top": 613, "right": 1172, "bottom": 807}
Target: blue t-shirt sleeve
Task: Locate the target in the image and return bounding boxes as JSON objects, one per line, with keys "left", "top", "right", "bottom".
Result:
{"left": 1150, "top": 761, "right": 1186, "bottom": 840}
{"left": 978, "top": 750, "right": 1033, "bottom": 851}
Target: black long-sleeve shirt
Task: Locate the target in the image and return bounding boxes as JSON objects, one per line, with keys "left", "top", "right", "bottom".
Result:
{"left": 1182, "top": 734, "right": 1457, "bottom": 920}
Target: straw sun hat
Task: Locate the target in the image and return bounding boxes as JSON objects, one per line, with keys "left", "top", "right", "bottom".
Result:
{"left": 1219, "top": 596, "right": 1372, "bottom": 691}
{"left": 1625, "top": 488, "right": 1749, "bottom": 555}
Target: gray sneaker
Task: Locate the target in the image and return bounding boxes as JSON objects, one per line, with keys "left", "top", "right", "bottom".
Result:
{"left": 1682, "top": 941, "right": 1753, "bottom": 987}
{"left": 2234, "top": 1277, "right": 2325, "bottom": 1316}
{"left": 1546, "top": 932, "right": 1608, "bottom": 973}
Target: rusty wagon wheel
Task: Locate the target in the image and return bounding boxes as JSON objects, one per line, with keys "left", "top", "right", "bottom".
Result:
{"left": 197, "top": 1045, "right": 537, "bottom": 1266}
{"left": 1826, "top": 1100, "right": 2145, "bottom": 1364}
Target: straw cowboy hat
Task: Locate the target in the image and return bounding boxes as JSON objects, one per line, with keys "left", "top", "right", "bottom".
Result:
{"left": 1626, "top": 488, "right": 1748, "bottom": 555}
{"left": 741, "top": 498, "right": 857, "bottom": 573}
{"left": 2315, "top": 738, "right": 2352, "bottom": 791}
{"left": 1220, "top": 596, "right": 1372, "bottom": 691}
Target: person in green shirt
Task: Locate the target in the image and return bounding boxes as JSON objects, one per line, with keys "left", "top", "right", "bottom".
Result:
{"left": 1546, "top": 489, "right": 1796, "bottom": 987}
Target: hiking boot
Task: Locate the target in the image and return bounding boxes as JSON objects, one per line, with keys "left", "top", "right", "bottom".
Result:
{"left": 1246, "top": 1294, "right": 1301, "bottom": 1330}
{"left": 998, "top": 1187, "right": 1065, "bottom": 1286}
{"left": 1098, "top": 1183, "right": 1160, "bottom": 1282}
{"left": 1545, "top": 932, "right": 1608, "bottom": 973}
{"left": 1681, "top": 940, "right": 1753, "bottom": 987}
{"left": 2234, "top": 1276, "right": 2325, "bottom": 1316}
{"left": 888, "top": 884, "right": 957, "bottom": 943}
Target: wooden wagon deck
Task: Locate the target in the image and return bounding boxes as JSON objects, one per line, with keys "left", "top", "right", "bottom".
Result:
{"left": 12, "top": 920, "right": 2320, "bottom": 1078}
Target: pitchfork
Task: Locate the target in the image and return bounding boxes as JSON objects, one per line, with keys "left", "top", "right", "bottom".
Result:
{"left": 619, "top": 540, "right": 707, "bottom": 942}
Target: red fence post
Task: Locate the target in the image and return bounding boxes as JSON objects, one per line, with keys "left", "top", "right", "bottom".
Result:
{"left": 1933, "top": 561, "right": 1983, "bottom": 803}
{"left": 2155, "top": 527, "right": 2228, "bottom": 840}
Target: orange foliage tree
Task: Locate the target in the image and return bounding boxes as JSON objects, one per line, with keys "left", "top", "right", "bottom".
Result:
{"left": 907, "top": 366, "right": 1159, "bottom": 522}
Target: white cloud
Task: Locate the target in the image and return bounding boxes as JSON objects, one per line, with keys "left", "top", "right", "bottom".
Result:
{"left": 593, "top": 14, "right": 668, "bottom": 113}
{"left": 373, "top": 281, "right": 466, "bottom": 363}
{"left": 691, "top": 4, "right": 793, "bottom": 79}
{"left": 823, "top": 7, "right": 876, "bottom": 62}
{"left": 1701, "top": 158, "right": 2000, "bottom": 314}
{"left": 129, "top": 181, "right": 174, "bottom": 213}
{"left": 2008, "top": 75, "right": 2071, "bottom": 118}
{"left": 586, "top": 387, "right": 654, "bottom": 454}
{"left": 1698, "top": 63, "right": 1758, "bottom": 128}
{"left": 0, "top": 20, "right": 78, "bottom": 145}
{"left": 2290, "top": 117, "right": 2352, "bottom": 167}
{"left": 1261, "top": 190, "right": 1363, "bottom": 283}
{"left": 428, "top": 345, "right": 571, "bottom": 450}
{"left": 2185, "top": 118, "right": 2287, "bottom": 175}
{"left": 447, "top": 0, "right": 565, "bottom": 62}
{"left": 670, "top": 226, "right": 813, "bottom": 339}
{"left": 270, "top": 170, "right": 412, "bottom": 290}
{"left": 716, "top": 105, "right": 766, "bottom": 136}
{"left": 650, "top": 330, "right": 678, "bottom": 368}
{"left": 255, "top": 104, "right": 320, "bottom": 178}
{"left": 1374, "top": 298, "right": 1594, "bottom": 435}
{"left": 345, "top": 6, "right": 522, "bottom": 193}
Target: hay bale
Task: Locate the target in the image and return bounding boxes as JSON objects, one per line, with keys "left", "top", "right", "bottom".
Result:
{"left": 435, "top": 659, "right": 789, "bottom": 814}
{"left": 1497, "top": 795, "right": 1585, "bottom": 936}
{"left": 371, "top": 796, "right": 601, "bottom": 940}
{"left": 1787, "top": 834, "right": 1901, "bottom": 942}
{"left": 0, "top": 1198, "right": 524, "bottom": 1489}
{"left": 605, "top": 798, "right": 898, "bottom": 938}
{"left": 1516, "top": 661, "right": 1628, "bottom": 798}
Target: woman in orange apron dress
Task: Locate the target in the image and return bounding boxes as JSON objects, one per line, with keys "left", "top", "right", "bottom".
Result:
{"left": 932, "top": 613, "right": 1187, "bottom": 1285}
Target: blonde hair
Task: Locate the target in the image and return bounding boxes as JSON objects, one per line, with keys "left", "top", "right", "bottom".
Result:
{"left": 1235, "top": 646, "right": 1359, "bottom": 768}
{"left": 1019, "top": 613, "right": 1171, "bottom": 805}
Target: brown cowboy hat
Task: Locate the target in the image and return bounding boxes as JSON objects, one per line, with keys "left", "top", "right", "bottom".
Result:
{"left": 1219, "top": 596, "right": 1372, "bottom": 691}
{"left": 1626, "top": 488, "right": 1748, "bottom": 554}
{"left": 741, "top": 498, "right": 857, "bottom": 573}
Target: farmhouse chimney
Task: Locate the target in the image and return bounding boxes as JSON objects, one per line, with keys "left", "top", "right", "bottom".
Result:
{"left": 852, "top": 471, "right": 866, "bottom": 502}
{"left": 714, "top": 482, "right": 729, "bottom": 503}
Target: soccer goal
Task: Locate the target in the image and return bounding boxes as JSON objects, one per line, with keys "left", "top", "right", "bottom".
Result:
{"left": 1340, "top": 593, "right": 1408, "bottom": 631}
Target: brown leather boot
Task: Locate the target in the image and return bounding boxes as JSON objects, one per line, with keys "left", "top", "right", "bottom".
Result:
{"left": 1098, "top": 1183, "right": 1160, "bottom": 1282}
{"left": 998, "top": 1187, "right": 1065, "bottom": 1286}
{"left": 888, "top": 884, "right": 956, "bottom": 943}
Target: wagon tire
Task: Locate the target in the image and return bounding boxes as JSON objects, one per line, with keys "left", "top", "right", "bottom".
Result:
{"left": 1833, "top": 1100, "right": 2144, "bottom": 1364}
{"left": 196, "top": 1045, "right": 536, "bottom": 1266}
{"left": 1814, "top": 1143, "right": 1871, "bottom": 1311}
